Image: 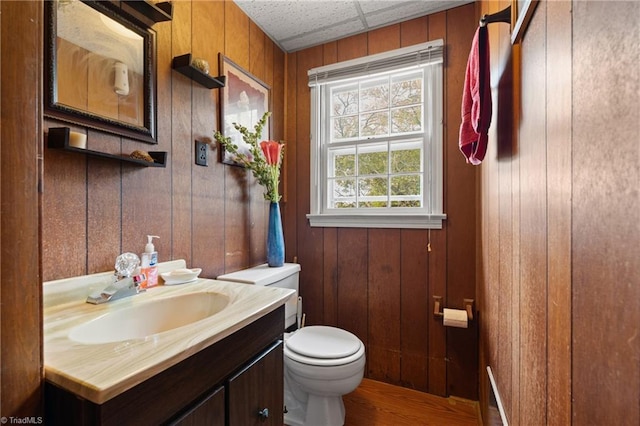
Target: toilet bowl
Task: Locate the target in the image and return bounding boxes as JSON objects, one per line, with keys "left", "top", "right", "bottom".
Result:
{"left": 283, "top": 326, "right": 365, "bottom": 426}
{"left": 217, "top": 264, "right": 366, "bottom": 426}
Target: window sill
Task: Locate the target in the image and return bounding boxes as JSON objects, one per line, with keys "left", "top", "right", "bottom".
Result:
{"left": 306, "top": 213, "right": 446, "bottom": 229}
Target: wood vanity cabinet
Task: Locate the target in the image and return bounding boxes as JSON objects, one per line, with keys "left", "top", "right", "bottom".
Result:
{"left": 45, "top": 307, "right": 284, "bottom": 426}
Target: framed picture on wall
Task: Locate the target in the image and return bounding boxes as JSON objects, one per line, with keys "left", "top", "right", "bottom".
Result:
{"left": 511, "top": 0, "right": 539, "bottom": 44}
{"left": 219, "top": 54, "right": 271, "bottom": 166}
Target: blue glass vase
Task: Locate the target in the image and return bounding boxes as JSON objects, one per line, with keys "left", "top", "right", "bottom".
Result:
{"left": 267, "top": 202, "right": 285, "bottom": 267}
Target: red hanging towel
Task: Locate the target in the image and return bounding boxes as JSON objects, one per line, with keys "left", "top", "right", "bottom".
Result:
{"left": 459, "top": 26, "right": 491, "bottom": 165}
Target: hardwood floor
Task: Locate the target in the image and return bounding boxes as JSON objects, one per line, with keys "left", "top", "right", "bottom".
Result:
{"left": 343, "top": 379, "right": 481, "bottom": 426}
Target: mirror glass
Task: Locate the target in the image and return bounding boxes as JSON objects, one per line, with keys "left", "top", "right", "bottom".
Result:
{"left": 45, "top": 0, "right": 157, "bottom": 144}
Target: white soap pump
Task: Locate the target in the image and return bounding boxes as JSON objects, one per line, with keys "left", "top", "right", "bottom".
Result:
{"left": 141, "top": 235, "right": 159, "bottom": 288}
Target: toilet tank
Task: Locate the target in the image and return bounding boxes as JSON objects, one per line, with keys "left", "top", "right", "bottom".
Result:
{"left": 217, "top": 263, "right": 300, "bottom": 329}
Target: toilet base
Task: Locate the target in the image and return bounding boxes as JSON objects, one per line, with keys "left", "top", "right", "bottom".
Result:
{"left": 284, "top": 394, "right": 345, "bottom": 426}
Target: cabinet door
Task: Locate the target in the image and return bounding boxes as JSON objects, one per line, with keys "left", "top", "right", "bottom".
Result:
{"left": 171, "top": 385, "right": 225, "bottom": 426}
{"left": 227, "top": 341, "right": 283, "bottom": 426}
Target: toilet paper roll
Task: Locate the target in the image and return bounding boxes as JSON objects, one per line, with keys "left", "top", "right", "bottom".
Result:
{"left": 443, "top": 308, "right": 468, "bottom": 329}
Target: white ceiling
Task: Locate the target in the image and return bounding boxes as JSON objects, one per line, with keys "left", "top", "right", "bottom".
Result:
{"left": 234, "top": 0, "right": 474, "bottom": 52}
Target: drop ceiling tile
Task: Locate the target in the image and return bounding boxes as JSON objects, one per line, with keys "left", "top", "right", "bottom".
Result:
{"left": 236, "top": 0, "right": 360, "bottom": 41}
{"left": 281, "top": 17, "right": 366, "bottom": 51}
{"left": 357, "top": 0, "right": 421, "bottom": 15}
{"left": 234, "top": 0, "right": 475, "bottom": 52}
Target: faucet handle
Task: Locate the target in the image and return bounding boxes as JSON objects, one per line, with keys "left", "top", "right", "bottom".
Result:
{"left": 115, "top": 252, "right": 141, "bottom": 278}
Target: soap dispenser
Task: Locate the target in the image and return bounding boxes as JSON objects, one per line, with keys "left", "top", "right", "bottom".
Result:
{"left": 141, "top": 235, "right": 159, "bottom": 288}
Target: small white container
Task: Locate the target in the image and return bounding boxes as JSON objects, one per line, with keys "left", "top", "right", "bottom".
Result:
{"left": 68, "top": 131, "right": 87, "bottom": 149}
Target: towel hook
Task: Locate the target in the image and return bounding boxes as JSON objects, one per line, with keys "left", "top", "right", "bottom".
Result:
{"left": 479, "top": 5, "right": 511, "bottom": 27}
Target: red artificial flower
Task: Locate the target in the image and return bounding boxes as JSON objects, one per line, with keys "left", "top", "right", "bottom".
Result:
{"left": 260, "top": 140, "right": 283, "bottom": 166}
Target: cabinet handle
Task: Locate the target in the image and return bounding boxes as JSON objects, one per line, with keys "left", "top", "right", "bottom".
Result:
{"left": 257, "top": 407, "right": 269, "bottom": 420}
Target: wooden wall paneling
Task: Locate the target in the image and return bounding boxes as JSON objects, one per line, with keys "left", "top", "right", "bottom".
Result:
{"left": 0, "top": 0, "right": 43, "bottom": 416}
{"left": 42, "top": 122, "right": 88, "bottom": 280}
{"left": 545, "top": 1, "right": 572, "bottom": 424}
{"left": 572, "top": 2, "right": 640, "bottom": 424}
{"left": 443, "top": 5, "right": 478, "bottom": 400}
{"left": 476, "top": 0, "right": 490, "bottom": 407}
{"left": 426, "top": 11, "right": 447, "bottom": 398}
{"left": 495, "top": 0, "right": 515, "bottom": 418}
{"left": 191, "top": 0, "right": 225, "bottom": 278}
{"left": 248, "top": 23, "right": 268, "bottom": 267}
{"left": 170, "top": 0, "right": 194, "bottom": 265}
{"left": 517, "top": 7, "right": 548, "bottom": 423}
{"left": 224, "top": 2, "right": 250, "bottom": 70}
{"left": 368, "top": 24, "right": 400, "bottom": 55}
{"left": 367, "top": 229, "right": 402, "bottom": 384}
{"left": 336, "top": 33, "right": 367, "bottom": 62}
{"left": 295, "top": 46, "right": 324, "bottom": 324}
{"left": 323, "top": 41, "right": 337, "bottom": 65}
{"left": 427, "top": 228, "right": 447, "bottom": 396}
{"left": 336, "top": 229, "right": 369, "bottom": 346}
{"left": 223, "top": 1, "right": 251, "bottom": 272}
{"left": 264, "top": 39, "right": 275, "bottom": 98}
{"left": 400, "top": 229, "right": 429, "bottom": 391}
{"left": 400, "top": 16, "right": 429, "bottom": 47}
{"left": 270, "top": 45, "right": 285, "bottom": 259}
{"left": 271, "top": 42, "right": 284, "bottom": 140}
{"left": 323, "top": 227, "right": 338, "bottom": 326}
{"left": 86, "top": 131, "right": 123, "bottom": 275}
{"left": 508, "top": 41, "right": 522, "bottom": 426}
{"left": 484, "top": 1, "right": 501, "bottom": 383}
{"left": 282, "top": 51, "right": 297, "bottom": 259}
{"left": 249, "top": 20, "right": 265, "bottom": 81}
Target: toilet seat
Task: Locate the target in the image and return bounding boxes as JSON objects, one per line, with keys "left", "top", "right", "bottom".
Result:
{"left": 285, "top": 326, "right": 364, "bottom": 367}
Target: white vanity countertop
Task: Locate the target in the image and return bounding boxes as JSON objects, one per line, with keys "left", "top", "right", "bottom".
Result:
{"left": 43, "top": 260, "right": 293, "bottom": 404}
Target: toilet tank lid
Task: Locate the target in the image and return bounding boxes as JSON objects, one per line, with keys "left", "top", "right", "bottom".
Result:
{"left": 217, "top": 263, "right": 301, "bottom": 286}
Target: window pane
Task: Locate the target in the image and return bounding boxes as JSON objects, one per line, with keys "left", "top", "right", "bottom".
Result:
{"left": 332, "top": 178, "right": 355, "bottom": 196}
{"left": 332, "top": 84, "right": 358, "bottom": 115}
{"left": 358, "top": 146, "right": 388, "bottom": 175}
{"left": 391, "top": 106, "right": 422, "bottom": 133}
{"left": 335, "top": 201, "right": 356, "bottom": 208}
{"left": 391, "top": 200, "right": 421, "bottom": 207}
{"left": 359, "top": 177, "right": 388, "bottom": 196}
{"left": 391, "top": 146, "right": 421, "bottom": 173}
{"left": 332, "top": 115, "right": 358, "bottom": 140}
{"left": 391, "top": 175, "right": 421, "bottom": 196}
{"left": 391, "top": 72, "right": 422, "bottom": 107}
{"left": 360, "top": 78, "right": 388, "bottom": 112}
{"left": 360, "top": 112, "right": 389, "bottom": 137}
{"left": 330, "top": 148, "right": 356, "bottom": 177}
{"left": 359, "top": 200, "right": 388, "bottom": 208}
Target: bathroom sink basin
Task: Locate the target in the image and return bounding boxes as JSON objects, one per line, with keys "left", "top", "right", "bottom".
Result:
{"left": 69, "top": 292, "right": 230, "bottom": 344}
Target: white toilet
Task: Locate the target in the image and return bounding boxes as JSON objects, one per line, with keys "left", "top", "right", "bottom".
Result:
{"left": 217, "top": 263, "right": 365, "bottom": 426}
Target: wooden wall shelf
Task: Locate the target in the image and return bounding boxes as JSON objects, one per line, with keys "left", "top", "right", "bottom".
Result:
{"left": 47, "top": 127, "right": 167, "bottom": 168}
{"left": 122, "top": 1, "right": 173, "bottom": 26}
{"left": 172, "top": 54, "right": 226, "bottom": 89}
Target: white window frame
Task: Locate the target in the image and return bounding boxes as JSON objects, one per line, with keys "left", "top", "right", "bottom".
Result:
{"left": 307, "top": 40, "right": 446, "bottom": 229}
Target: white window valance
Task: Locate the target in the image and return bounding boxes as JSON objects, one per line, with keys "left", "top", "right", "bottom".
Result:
{"left": 308, "top": 39, "right": 444, "bottom": 87}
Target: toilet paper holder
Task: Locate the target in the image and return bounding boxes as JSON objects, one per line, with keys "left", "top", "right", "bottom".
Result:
{"left": 433, "top": 296, "right": 474, "bottom": 321}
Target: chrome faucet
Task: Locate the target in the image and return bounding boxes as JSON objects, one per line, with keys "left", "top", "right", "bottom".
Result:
{"left": 86, "top": 253, "right": 146, "bottom": 305}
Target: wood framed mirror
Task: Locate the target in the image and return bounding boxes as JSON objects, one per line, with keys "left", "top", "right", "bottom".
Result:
{"left": 44, "top": 0, "right": 157, "bottom": 144}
